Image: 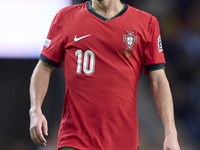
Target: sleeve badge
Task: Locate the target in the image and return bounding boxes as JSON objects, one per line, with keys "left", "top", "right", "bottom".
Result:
{"left": 158, "top": 35, "right": 163, "bottom": 53}
{"left": 44, "top": 38, "right": 51, "bottom": 48}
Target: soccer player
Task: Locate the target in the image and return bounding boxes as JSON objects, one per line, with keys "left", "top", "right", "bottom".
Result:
{"left": 29, "top": 0, "right": 181, "bottom": 150}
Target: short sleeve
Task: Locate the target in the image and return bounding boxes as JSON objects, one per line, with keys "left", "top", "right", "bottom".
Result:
{"left": 144, "top": 16, "right": 166, "bottom": 74}
{"left": 40, "top": 10, "right": 64, "bottom": 68}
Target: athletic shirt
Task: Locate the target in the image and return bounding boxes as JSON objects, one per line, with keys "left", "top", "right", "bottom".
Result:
{"left": 40, "top": 1, "right": 166, "bottom": 150}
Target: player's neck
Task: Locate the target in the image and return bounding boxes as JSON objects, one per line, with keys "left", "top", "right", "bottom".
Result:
{"left": 91, "top": 0, "right": 123, "bottom": 19}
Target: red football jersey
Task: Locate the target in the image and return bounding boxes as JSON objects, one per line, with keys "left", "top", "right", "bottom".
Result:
{"left": 40, "top": 1, "right": 166, "bottom": 150}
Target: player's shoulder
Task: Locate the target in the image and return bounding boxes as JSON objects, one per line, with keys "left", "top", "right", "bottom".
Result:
{"left": 127, "top": 5, "right": 158, "bottom": 23}
{"left": 57, "top": 2, "right": 87, "bottom": 16}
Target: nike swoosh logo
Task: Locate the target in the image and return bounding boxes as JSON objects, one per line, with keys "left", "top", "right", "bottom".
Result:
{"left": 74, "top": 34, "right": 91, "bottom": 42}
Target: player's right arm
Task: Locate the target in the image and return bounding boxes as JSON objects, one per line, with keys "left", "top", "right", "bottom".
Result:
{"left": 29, "top": 60, "right": 54, "bottom": 146}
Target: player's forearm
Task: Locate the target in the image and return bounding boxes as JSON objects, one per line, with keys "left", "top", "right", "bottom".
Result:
{"left": 29, "top": 61, "right": 53, "bottom": 113}
{"left": 151, "top": 75, "right": 177, "bottom": 136}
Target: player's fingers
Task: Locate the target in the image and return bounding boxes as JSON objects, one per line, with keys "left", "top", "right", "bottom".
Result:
{"left": 31, "top": 128, "right": 44, "bottom": 146}
{"left": 42, "top": 120, "right": 48, "bottom": 136}
{"left": 35, "top": 127, "right": 47, "bottom": 146}
{"left": 30, "top": 128, "right": 35, "bottom": 142}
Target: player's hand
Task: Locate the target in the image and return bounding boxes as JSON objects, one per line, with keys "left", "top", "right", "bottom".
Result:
{"left": 29, "top": 109, "right": 48, "bottom": 146}
{"left": 163, "top": 134, "right": 181, "bottom": 150}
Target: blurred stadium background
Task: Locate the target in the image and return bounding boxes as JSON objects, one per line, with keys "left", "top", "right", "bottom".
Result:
{"left": 0, "top": 0, "right": 200, "bottom": 149}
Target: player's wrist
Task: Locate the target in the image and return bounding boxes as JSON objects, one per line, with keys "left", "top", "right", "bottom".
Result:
{"left": 165, "top": 127, "right": 178, "bottom": 138}
{"left": 29, "top": 106, "right": 42, "bottom": 115}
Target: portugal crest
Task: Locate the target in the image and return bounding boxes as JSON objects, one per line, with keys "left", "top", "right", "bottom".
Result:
{"left": 123, "top": 31, "right": 137, "bottom": 51}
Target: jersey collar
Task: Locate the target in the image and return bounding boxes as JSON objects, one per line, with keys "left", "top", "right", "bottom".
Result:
{"left": 87, "top": 0, "right": 128, "bottom": 21}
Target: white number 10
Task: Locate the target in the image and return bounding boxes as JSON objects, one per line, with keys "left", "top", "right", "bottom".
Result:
{"left": 75, "top": 50, "right": 95, "bottom": 75}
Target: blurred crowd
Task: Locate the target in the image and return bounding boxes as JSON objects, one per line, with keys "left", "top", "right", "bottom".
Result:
{"left": 139, "top": 0, "right": 200, "bottom": 149}
{"left": 133, "top": 0, "right": 200, "bottom": 149}
{"left": 156, "top": 0, "right": 200, "bottom": 145}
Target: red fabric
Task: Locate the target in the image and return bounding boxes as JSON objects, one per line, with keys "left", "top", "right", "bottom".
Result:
{"left": 41, "top": 2, "right": 165, "bottom": 150}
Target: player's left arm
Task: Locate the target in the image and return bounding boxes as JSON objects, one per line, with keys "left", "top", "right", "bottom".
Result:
{"left": 149, "top": 69, "right": 181, "bottom": 150}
